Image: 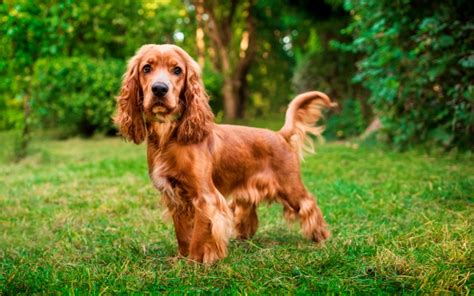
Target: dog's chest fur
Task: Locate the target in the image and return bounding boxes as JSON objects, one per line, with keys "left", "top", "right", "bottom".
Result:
{"left": 149, "top": 163, "right": 175, "bottom": 197}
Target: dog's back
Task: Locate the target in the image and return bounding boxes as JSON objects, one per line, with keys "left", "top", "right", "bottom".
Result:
{"left": 211, "top": 123, "right": 297, "bottom": 199}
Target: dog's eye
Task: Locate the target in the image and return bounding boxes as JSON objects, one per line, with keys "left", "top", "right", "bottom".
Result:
{"left": 173, "top": 66, "right": 182, "bottom": 75}
{"left": 143, "top": 64, "right": 152, "bottom": 74}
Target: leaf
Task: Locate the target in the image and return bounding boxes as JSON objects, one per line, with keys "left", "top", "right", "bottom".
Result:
{"left": 436, "top": 35, "right": 454, "bottom": 49}
{"left": 459, "top": 55, "right": 474, "bottom": 69}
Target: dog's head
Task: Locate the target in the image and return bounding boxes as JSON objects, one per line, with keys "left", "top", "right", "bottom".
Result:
{"left": 114, "top": 44, "right": 213, "bottom": 144}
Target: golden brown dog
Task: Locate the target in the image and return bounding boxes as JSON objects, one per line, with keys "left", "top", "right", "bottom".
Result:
{"left": 114, "top": 44, "right": 335, "bottom": 264}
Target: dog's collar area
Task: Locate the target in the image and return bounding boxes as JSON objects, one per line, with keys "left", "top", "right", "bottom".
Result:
{"left": 146, "top": 112, "right": 182, "bottom": 124}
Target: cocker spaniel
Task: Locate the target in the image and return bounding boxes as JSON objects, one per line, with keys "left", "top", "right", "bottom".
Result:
{"left": 114, "top": 44, "right": 336, "bottom": 264}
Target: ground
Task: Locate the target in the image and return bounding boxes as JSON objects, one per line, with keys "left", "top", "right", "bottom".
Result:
{"left": 0, "top": 132, "right": 472, "bottom": 294}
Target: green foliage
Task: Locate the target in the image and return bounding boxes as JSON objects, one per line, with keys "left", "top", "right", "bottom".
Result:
{"left": 0, "top": 91, "right": 23, "bottom": 131}
{"left": 1, "top": 0, "right": 184, "bottom": 61}
{"left": 0, "top": 0, "right": 83, "bottom": 109}
{"left": 338, "top": 0, "right": 474, "bottom": 149}
{"left": 32, "top": 57, "right": 124, "bottom": 136}
{"left": 0, "top": 0, "right": 188, "bottom": 134}
{"left": 4, "top": 0, "right": 472, "bottom": 150}
{"left": 245, "top": 0, "right": 347, "bottom": 116}
{"left": 325, "top": 98, "right": 365, "bottom": 139}
{"left": 0, "top": 136, "right": 472, "bottom": 293}
{"left": 292, "top": 26, "right": 354, "bottom": 97}
{"left": 0, "top": 1, "right": 75, "bottom": 143}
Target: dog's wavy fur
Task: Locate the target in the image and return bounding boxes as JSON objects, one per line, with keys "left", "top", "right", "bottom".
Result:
{"left": 114, "top": 44, "right": 335, "bottom": 264}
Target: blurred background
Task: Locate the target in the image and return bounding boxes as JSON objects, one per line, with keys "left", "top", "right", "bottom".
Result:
{"left": 0, "top": 0, "right": 473, "bottom": 160}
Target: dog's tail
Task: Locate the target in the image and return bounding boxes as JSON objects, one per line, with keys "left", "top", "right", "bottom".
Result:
{"left": 279, "top": 91, "right": 337, "bottom": 160}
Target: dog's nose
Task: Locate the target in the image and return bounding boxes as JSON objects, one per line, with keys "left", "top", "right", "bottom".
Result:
{"left": 151, "top": 82, "right": 169, "bottom": 97}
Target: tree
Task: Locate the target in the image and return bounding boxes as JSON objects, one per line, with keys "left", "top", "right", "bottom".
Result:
{"left": 192, "top": 0, "right": 257, "bottom": 119}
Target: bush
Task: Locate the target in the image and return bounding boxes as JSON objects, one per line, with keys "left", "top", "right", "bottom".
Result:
{"left": 338, "top": 0, "right": 474, "bottom": 149}
{"left": 32, "top": 57, "right": 124, "bottom": 137}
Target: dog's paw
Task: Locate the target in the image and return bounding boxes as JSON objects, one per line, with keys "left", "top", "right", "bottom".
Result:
{"left": 188, "top": 243, "right": 226, "bottom": 265}
{"left": 312, "top": 227, "right": 330, "bottom": 243}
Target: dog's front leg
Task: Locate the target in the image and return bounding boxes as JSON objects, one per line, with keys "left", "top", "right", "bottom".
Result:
{"left": 188, "top": 190, "right": 233, "bottom": 264}
{"left": 161, "top": 192, "right": 195, "bottom": 257}
{"left": 171, "top": 207, "right": 194, "bottom": 257}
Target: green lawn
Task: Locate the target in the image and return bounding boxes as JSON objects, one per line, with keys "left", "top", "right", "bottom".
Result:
{"left": 0, "top": 135, "right": 472, "bottom": 294}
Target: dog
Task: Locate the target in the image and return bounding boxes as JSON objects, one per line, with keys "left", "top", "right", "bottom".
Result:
{"left": 114, "top": 44, "right": 335, "bottom": 264}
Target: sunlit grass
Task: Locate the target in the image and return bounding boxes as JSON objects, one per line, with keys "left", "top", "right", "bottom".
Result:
{"left": 0, "top": 134, "right": 472, "bottom": 294}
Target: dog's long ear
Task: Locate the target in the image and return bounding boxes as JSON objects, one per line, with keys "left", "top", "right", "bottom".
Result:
{"left": 114, "top": 52, "right": 146, "bottom": 144}
{"left": 175, "top": 48, "right": 214, "bottom": 144}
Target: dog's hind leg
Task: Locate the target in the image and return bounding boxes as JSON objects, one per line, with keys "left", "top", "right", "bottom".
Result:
{"left": 230, "top": 200, "right": 259, "bottom": 239}
{"left": 279, "top": 183, "right": 330, "bottom": 243}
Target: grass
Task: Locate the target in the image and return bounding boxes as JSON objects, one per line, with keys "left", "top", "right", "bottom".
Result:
{"left": 0, "top": 131, "right": 473, "bottom": 294}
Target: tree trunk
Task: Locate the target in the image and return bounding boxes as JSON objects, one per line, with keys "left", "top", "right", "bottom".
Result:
{"left": 193, "top": 0, "right": 256, "bottom": 120}
{"left": 195, "top": 2, "right": 206, "bottom": 67}
{"left": 236, "top": 76, "right": 248, "bottom": 118}
{"left": 360, "top": 117, "right": 381, "bottom": 140}
{"left": 223, "top": 72, "right": 249, "bottom": 119}
{"left": 16, "top": 93, "right": 30, "bottom": 161}
{"left": 223, "top": 80, "right": 240, "bottom": 119}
